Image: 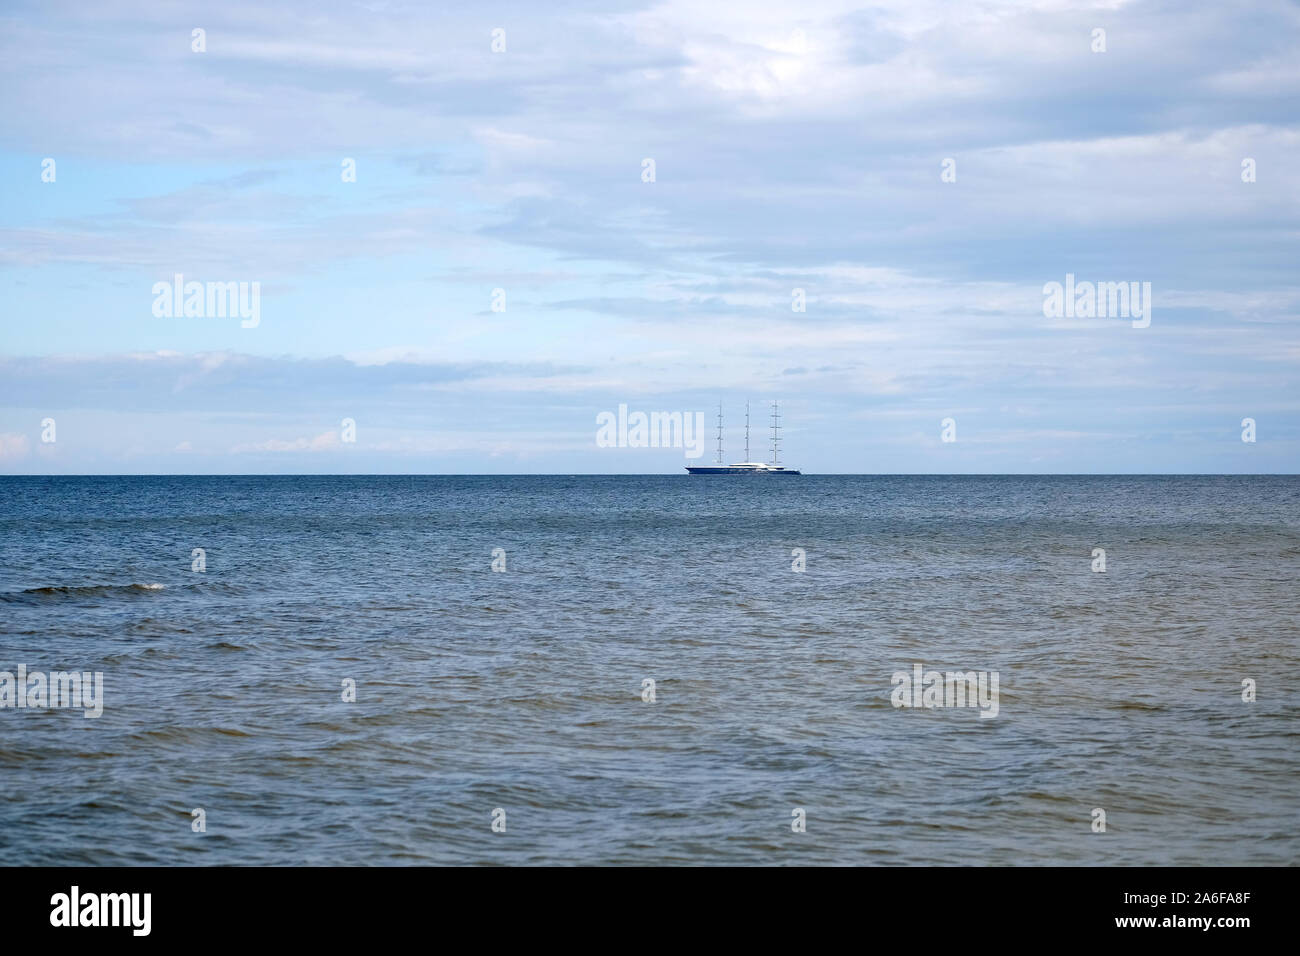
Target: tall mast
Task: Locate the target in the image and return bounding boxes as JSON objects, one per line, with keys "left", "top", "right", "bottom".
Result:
{"left": 744, "top": 402, "right": 750, "bottom": 462}
{"left": 770, "top": 400, "right": 781, "bottom": 465}
{"left": 715, "top": 403, "right": 724, "bottom": 464}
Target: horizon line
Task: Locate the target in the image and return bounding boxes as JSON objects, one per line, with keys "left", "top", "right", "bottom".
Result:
{"left": 2, "top": 472, "right": 1297, "bottom": 479}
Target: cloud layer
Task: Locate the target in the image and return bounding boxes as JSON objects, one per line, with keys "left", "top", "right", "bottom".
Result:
{"left": 1, "top": 0, "right": 1297, "bottom": 471}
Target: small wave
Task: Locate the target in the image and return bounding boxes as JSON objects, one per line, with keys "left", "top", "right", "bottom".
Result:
{"left": 1, "top": 583, "right": 167, "bottom": 603}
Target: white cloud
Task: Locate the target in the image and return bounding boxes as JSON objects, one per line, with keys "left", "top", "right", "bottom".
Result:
{"left": 231, "top": 431, "right": 340, "bottom": 453}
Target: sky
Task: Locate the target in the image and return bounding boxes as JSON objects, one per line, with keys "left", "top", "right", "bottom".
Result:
{"left": 1, "top": 0, "right": 1298, "bottom": 474}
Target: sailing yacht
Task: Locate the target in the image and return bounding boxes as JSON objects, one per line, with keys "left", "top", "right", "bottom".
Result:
{"left": 686, "top": 401, "right": 802, "bottom": 475}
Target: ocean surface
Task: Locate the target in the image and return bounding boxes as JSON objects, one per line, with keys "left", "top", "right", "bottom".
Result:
{"left": 1, "top": 475, "right": 1296, "bottom": 866}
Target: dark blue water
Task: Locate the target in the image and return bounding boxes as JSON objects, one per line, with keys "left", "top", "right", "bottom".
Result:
{"left": 1, "top": 475, "right": 1297, "bottom": 864}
